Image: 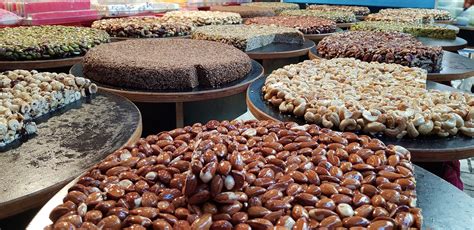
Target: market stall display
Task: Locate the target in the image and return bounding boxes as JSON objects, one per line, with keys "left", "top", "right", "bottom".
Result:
{"left": 307, "top": 4, "right": 370, "bottom": 16}
{"left": 248, "top": 75, "right": 474, "bottom": 161}
{"left": 0, "top": 70, "right": 98, "bottom": 147}
{"left": 262, "top": 58, "right": 474, "bottom": 138}
{"left": 0, "top": 25, "right": 109, "bottom": 61}
{"left": 210, "top": 5, "right": 276, "bottom": 18}
{"left": 242, "top": 2, "right": 300, "bottom": 13}
{"left": 191, "top": 25, "right": 304, "bottom": 51}
{"left": 161, "top": 10, "right": 242, "bottom": 26}
{"left": 279, "top": 9, "right": 356, "bottom": 24}
{"left": 244, "top": 16, "right": 337, "bottom": 35}
{"left": 350, "top": 21, "right": 457, "bottom": 40}
{"left": 91, "top": 17, "right": 193, "bottom": 39}
{"left": 42, "top": 119, "right": 422, "bottom": 229}
{"left": 0, "top": 91, "right": 142, "bottom": 219}
{"left": 317, "top": 31, "right": 443, "bottom": 72}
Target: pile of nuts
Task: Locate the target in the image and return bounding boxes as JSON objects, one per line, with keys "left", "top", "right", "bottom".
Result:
{"left": 317, "top": 31, "right": 443, "bottom": 72}
{"left": 162, "top": 11, "right": 242, "bottom": 27}
{"left": 91, "top": 17, "right": 194, "bottom": 38}
{"left": 378, "top": 8, "right": 452, "bottom": 21}
{"left": 263, "top": 58, "right": 474, "bottom": 138}
{"left": 46, "top": 120, "right": 422, "bottom": 229}
{"left": 245, "top": 16, "right": 337, "bottom": 35}
{"left": 279, "top": 10, "right": 356, "bottom": 23}
{"left": 350, "top": 21, "right": 457, "bottom": 40}
{"left": 210, "top": 6, "right": 276, "bottom": 18}
{"left": 191, "top": 25, "right": 304, "bottom": 51}
{"left": 242, "top": 2, "right": 300, "bottom": 13}
{"left": 307, "top": 5, "right": 370, "bottom": 16}
{"left": 0, "top": 26, "right": 110, "bottom": 61}
{"left": 0, "top": 70, "right": 97, "bottom": 146}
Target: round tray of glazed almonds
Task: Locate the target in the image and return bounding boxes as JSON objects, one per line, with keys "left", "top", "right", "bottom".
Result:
{"left": 29, "top": 120, "right": 474, "bottom": 229}
{"left": 309, "top": 48, "right": 474, "bottom": 82}
{"left": 247, "top": 76, "right": 474, "bottom": 162}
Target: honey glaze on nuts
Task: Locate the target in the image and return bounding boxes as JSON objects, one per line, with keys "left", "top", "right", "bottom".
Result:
{"left": 47, "top": 120, "right": 421, "bottom": 229}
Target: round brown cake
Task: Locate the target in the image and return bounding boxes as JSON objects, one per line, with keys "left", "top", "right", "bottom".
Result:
{"left": 83, "top": 39, "right": 252, "bottom": 90}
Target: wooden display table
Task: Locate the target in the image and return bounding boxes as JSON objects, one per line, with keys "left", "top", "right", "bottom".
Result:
{"left": 27, "top": 163, "right": 474, "bottom": 229}
{"left": 247, "top": 76, "right": 474, "bottom": 162}
{"left": 0, "top": 56, "right": 82, "bottom": 71}
{"left": 70, "top": 60, "right": 263, "bottom": 128}
{"left": 418, "top": 37, "right": 468, "bottom": 52}
{"left": 309, "top": 48, "right": 474, "bottom": 82}
{"left": 0, "top": 92, "right": 142, "bottom": 219}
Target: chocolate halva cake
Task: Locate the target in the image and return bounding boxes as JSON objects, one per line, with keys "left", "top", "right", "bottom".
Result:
{"left": 91, "top": 17, "right": 193, "bottom": 38}
{"left": 307, "top": 4, "right": 370, "bottom": 16}
{"left": 317, "top": 31, "right": 443, "bottom": 72}
{"left": 191, "top": 25, "right": 304, "bottom": 51}
{"left": 83, "top": 39, "right": 252, "bottom": 90}
{"left": 245, "top": 16, "right": 337, "bottom": 34}
{"left": 210, "top": 5, "right": 276, "bottom": 18}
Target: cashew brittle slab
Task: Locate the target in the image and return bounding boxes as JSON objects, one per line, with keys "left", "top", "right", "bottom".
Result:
{"left": 263, "top": 58, "right": 474, "bottom": 138}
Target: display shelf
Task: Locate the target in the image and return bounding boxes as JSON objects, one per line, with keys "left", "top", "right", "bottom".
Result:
{"left": 284, "top": 0, "right": 435, "bottom": 8}
{"left": 304, "top": 28, "right": 343, "bottom": 43}
{"left": 0, "top": 92, "right": 142, "bottom": 219}
{"left": 245, "top": 40, "right": 315, "bottom": 60}
{"left": 418, "top": 37, "right": 467, "bottom": 52}
{"left": 247, "top": 76, "right": 474, "bottom": 162}
{"left": 0, "top": 56, "right": 82, "bottom": 70}
{"left": 70, "top": 60, "right": 263, "bottom": 127}
{"left": 27, "top": 163, "right": 474, "bottom": 229}
{"left": 309, "top": 48, "right": 474, "bottom": 82}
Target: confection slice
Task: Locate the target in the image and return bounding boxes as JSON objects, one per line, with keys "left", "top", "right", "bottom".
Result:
{"left": 91, "top": 17, "right": 193, "bottom": 38}
{"left": 46, "top": 119, "right": 422, "bottom": 229}
{"left": 365, "top": 13, "right": 428, "bottom": 24}
{"left": 0, "top": 25, "right": 109, "bottom": 61}
{"left": 307, "top": 4, "right": 370, "bottom": 16}
{"left": 263, "top": 58, "right": 474, "bottom": 138}
{"left": 162, "top": 10, "right": 242, "bottom": 26}
{"left": 350, "top": 21, "right": 457, "bottom": 40}
{"left": 191, "top": 25, "right": 304, "bottom": 51}
{"left": 83, "top": 39, "right": 252, "bottom": 90}
{"left": 279, "top": 9, "right": 356, "bottom": 23}
{"left": 317, "top": 31, "right": 443, "bottom": 72}
{"left": 242, "top": 2, "right": 299, "bottom": 13}
{"left": 245, "top": 16, "right": 337, "bottom": 34}
{"left": 210, "top": 5, "right": 275, "bottom": 18}
{"left": 0, "top": 70, "right": 97, "bottom": 146}
{"left": 379, "top": 8, "right": 452, "bottom": 21}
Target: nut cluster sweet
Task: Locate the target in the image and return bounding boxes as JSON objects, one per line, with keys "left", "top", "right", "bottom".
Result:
{"left": 242, "top": 2, "right": 300, "bottom": 13}
{"left": 162, "top": 11, "right": 242, "bottom": 27}
{"left": 378, "top": 8, "right": 452, "bottom": 21}
{"left": 279, "top": 10, "right": 356, "bottom": 23}
{"left": 91, "top": 17, "right": 193, "bottom": 38}
{"left": 245, "top": 16, "right": 337, "bottom": 35}
{"left": 307, "top": 5, "right": 370, "bottom": 16}
{"left": 46, "top": 119, "right": 422, "bottom": 229}
{"left": 0, "top": 26, "right": 110, "bottom": 61}
{"left": 365, "top": 14, "right": 425, "bottom": 24}
{"left": 263, "top": 58, "right": 474, "bottom": 138}
{"left": 350, "top": 21, "right": 457, "bottom": 40}
{"left": 317, "top": 31, "right": 443, "bottom": 72}
{"left": 0, "top": 70, "right": 97, "bottom": 146}
{"left": 210, "top": 6, "right": 276, "bottom": 18}
{"left": 191, "top": 25, "right": 304, "bottom": 51}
